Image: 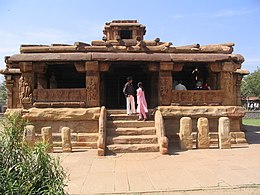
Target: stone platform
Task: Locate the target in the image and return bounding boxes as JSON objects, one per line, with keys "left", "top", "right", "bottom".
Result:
{"left": 57, "top": 125, "right": 260, "bottom": 194}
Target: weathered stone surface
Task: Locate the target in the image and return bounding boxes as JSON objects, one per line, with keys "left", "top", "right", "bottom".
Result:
{"left": 179, "top": 117, "right": 193, "bottom": 150}
{"left": 61, "top": 127, "right": 72, "bottom": 153}
{"left": 92, "top": 52, "right": 172, "bottom": 61}
{"left": 23, "top": 125, "right": 35, "bottom": 147}
{"left": 158, "top": 106, "right": 245, "bottom": 118}
{"left": 8, "top": 53, "right": 92, "bottom": 62}
{"left": 197, "top": 117, "right": 210, "bottom": 149}
{"left": 218, "top": 117, "right": 231, "bottom": 149}
{"left": 107, "top": 144, "right": 159, "bottom": 153}
{"left": 24, "top": 107, "right": 100, "bottom": 121}
{"left": 107, "top": 135, "right": 158, "bottom": 144}
{"left": 41, "top": 127, "right": 53, "bottom": 153}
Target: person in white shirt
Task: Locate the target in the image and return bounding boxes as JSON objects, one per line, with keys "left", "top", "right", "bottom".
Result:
{"left": 175, "top": 80, "right": 187, "bottom": 90}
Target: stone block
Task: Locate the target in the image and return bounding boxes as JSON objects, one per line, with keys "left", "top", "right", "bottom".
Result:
{"left": 218, "top": 117, "right": 231, "bottom": 149}
{"left": 61, "top": 127, "right": 72, "bottom": 153}
{"left": 41, "top": 126, "right": 53, "bottom": 153}
{"left": 23, "top": 125, "right": 35, "bottom": 147}
{"left": 160, "top": 62, "right": 174, "bottom": 71}
{"left": 197, "top": 117, "right": 210, "bottom": 149}
{"left": 179, "top": 117, "right": 193, "bottom": 150}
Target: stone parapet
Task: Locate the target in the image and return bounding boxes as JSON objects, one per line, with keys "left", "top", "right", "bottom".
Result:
{"left": 158, "top": 106, "right": 245, "bottom": 118}
{"left": 23, "top": 107, "right": 100, "bottom": 121}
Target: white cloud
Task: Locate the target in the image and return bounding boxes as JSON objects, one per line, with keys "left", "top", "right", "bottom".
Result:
{"left": 212, "top": 9, "right": 255, "bottom": 18}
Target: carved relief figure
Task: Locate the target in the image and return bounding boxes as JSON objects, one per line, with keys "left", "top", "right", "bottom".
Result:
{"left": 19, "top": 76, "right": 32, "bottom": 103}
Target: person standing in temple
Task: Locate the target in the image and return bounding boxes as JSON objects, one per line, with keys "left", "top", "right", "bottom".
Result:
{"left": 175, "top": 80, "right": 187, "bottom": 90}
{"left": 136, "top": 82, "right": 148, "bottom": 121}
{"left": 123, "top": 76, "right": 136, "bottom": 115}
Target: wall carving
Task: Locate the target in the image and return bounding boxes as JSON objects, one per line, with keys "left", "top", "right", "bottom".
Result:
{"left": 172, "top": 90, "right": 223, "bottom": 105}
{"left": 159, "top": 72, "right": 172, "bottom": 105}
{"left": 33, "top": 88, "right": 86, "bottom": 102}
{"left": 86, "top": 77, "right": 98, "bottom": 102}
{"left": 19, "top": 76, "right": 32, "bottom": 104}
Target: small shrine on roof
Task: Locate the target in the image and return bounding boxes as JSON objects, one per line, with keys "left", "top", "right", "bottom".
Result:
{"left": 0, "top": 20, "right": 249, "bottom": 154}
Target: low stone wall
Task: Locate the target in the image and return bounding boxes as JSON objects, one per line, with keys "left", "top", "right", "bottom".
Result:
{"left": 158, "top": 106, "right": 247, "bottom": 145}
{"left": 243, "top": 111, "right": 260, "bottom": 119}
{"left": 5, "top": 107, "right": 101, "bottom": 148}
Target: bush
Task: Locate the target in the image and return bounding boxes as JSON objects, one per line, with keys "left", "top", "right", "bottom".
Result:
{"left": 0, "top": 113, "right": 67, "bottom": 194}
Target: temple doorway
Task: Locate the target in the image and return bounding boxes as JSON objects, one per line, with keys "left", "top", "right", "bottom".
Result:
{"left": 100, "top": 62, "right": 158, "bottom": 109}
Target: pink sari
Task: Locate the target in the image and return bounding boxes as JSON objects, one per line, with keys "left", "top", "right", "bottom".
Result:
{"left": 136, "top": 88, "right": 148, "bottom": 114}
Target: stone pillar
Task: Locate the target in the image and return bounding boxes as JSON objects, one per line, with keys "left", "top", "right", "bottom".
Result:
{"left": 19, "top": 62, "right": 34, "bottom": 109}
{"left": 23, "top": 125, "right": 36, "bottom": 147}
{"left": 218, "top": 117, "right": 231, "bottom": 149}
{"left": 179, "top": 117, "right": 193, "bottom": 150}
{"left": 5, "top": 75, "right": 14, "bottom": 108}
{"left": 41, "top": 127, "right": 53, "bottom": 153}
{"left": 220, "top": 62, "right": 236, "bottom": 105}
{"left": 34, "top": 62, "right": 47, "bottom": 89}
{"left": 86, "top": 61, "right": 100, "bottom": 107}
{"left": 61, "top": 127, "right": 72, "bottom": 153}
{"left": 197, "top": 117, "right": 210, "bottom": 149}
{"left": 159, "top": 62, "right": 173, "bottom": 105}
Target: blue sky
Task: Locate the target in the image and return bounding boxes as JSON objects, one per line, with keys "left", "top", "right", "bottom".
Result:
{"left": 0, "top": 0, "right": 259, "bottom": 73}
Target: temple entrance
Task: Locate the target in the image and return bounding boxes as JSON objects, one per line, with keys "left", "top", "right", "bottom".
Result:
{"left": 100, "top": 62, "right": 158, "bottom": 109}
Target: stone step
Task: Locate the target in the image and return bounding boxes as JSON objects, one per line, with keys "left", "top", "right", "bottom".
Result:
{"left": 53, "top": 141, "right": 97, "bottom": 148}
{"left": 108, "top": 114, "right": 139, "bottom": 121}
{"left": 107, "top": 109, "right": 155, "bottom": 115}
{"left": 107, "top": 135, "right": 158, "bottom": 144}
{"left": 107, "top": 120, "right": 155, "bottom": 128}
{"left": 107, "top": 127, "right": 156, "bottom": 136}
{"left": 107, "top": 144, "right": 159, "bottom": 153}
{"left": 107, "top": 110, "right": 128, "bottom": 114}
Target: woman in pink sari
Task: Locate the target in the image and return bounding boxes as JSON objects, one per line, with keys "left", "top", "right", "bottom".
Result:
{"left": 136, "top": 82, "right": 148, "bottom": 121}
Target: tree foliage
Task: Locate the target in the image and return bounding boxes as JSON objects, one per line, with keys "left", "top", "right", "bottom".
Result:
{"left": 0, "top": 113, "right": 68, "bottom": 194}
{"left": 241, "top": 68, "right": 260, "bottom": 98}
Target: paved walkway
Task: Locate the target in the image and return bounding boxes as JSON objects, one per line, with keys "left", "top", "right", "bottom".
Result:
{"left": 56, "top": 125, "right": 260, "bottom": 194}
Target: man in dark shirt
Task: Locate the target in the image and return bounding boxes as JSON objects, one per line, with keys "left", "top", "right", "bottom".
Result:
{"left": 123, "top": 76, "right": 136, "bottom": 115}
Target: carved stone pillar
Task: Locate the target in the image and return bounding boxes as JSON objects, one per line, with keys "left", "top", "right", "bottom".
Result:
{"left": 86, "top": 61, "right": 100, "bottom": 107}
{"left": 220, "top": 62, "right": 236, "bottom": 105}
{"left": 5, "top": 75, "right": 14, "bottom": 108}
{"left": 34, "top": 62, "right": 47, "bottom": 89}
{"left": 159, "top": 62, "right": 173, "bottom": 106}
{"left": 235, "top": 74, "right": 243, "bottom": 106}
{"left": 19, "top": 62, "right": 34, "bottom": 109}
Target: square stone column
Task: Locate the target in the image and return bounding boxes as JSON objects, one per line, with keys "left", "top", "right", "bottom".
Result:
{"left": 159, "top": 71, "right": 172, "bottom": 106}
{"left": 86, "top": 61, "right": 100, "bottom": 107}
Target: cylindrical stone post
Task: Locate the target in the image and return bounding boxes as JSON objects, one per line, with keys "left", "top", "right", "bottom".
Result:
{"left": 23, "top": 125, "right": 36, "bottom": 147}
{"left": 197, "top": 117, "right": 210, "bottom": 149}
{"left": 218, "top": 117, "right": 231, "bottom": 149}
{"left": 61, "top": 127, "right": 72, "bottom": 153}
{"left": 179, "top": 117, "right": 193, "bottom": 150}
{"left": 41, "top": 127, "right": 54, "bottom": 153}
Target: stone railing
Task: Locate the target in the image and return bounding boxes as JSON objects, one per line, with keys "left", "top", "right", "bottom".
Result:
{"left": 154, "top": 110, "right": 168, "bottom": 154}
{"left": 97, "top": 106, "right": 107, "bottom": 156}
{"left": 33, "top": 88, "right": 86, "bottom": 107}
{"left": 171, "top": 90, "right": 224, "bottom": 105}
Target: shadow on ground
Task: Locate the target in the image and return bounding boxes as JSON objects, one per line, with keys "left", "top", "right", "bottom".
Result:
{"left": 245, "top": 125, "right": 260, "bottom": 144}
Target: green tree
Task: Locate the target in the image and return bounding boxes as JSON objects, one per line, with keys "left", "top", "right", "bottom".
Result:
{"left": 0, "top": 79, "right": 7, "bottom": 104}
{"left": 241, "top": 68, "right": 260, "bottom": 98}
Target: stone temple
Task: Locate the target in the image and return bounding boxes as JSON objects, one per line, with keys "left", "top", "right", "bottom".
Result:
{"left": 0, "top": 20, "right": 249, "bottom": 155}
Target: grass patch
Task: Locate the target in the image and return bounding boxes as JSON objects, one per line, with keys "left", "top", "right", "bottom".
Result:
{"left": 243, "top": 119, "right": 260, "bottom": 126}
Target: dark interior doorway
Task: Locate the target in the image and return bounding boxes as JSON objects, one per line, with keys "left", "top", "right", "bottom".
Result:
{"left": 100, "top": 62, "right": 158, "bottom": 109}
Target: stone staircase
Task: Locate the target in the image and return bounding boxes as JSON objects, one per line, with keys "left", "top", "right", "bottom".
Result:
{"left": 106, "top": 110, "right": 159, "bottom": 154}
